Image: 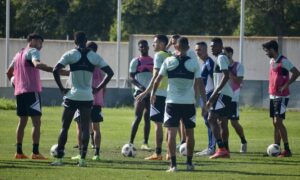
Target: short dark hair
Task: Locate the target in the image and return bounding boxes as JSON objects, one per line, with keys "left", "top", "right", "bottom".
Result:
{"left": 74, "top": 31, "right": 87, "bottom": 45}
{"left": 211, "top": 37, "right": 223, "bottom": 46}
{"left": 171, "top": 34, "right": 181, "bottom": 40}
{"left": 27, "top": 33, "right": 44, "bottom": 42}
{"left": 196, "top": 41, "right": 207, "bottom": 48}
{"left": 224, "top": 46, "right": 234, "bottom": 54}
{"left": 138, "top": 39, "right": 148, "bottom": 46}
{"left": 87, "top": 41, "right": 98, "bottom": 52}
{"left": 177, "top": 37, "right": 189, "bottom": 50}
{"left": 262, "top": 40, "right": 278, "bottom": 52}
{"left": 154, "top": 34, "right": 169, "bottom": 46}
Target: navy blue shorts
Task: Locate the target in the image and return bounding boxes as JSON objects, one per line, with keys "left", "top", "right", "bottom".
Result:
{"left": 209, "top": 94, "right": 232, "bottom": 118}
{"left": 16, "top": 92, "right": 42, "bottom": 116}
{"left": 150, "top": 96, "right": 166, "bottom": 123}
{"left": 270, "top": 98, "right": 289, "bottom": 119}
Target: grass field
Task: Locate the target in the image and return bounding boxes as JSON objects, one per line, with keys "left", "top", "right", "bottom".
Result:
{"left": 0, "top": 102, "right": 300, "bottom": 179}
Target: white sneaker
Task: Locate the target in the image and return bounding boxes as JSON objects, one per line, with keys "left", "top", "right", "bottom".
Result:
{"left": 195, "top": 148, "right": 215, "bottom": 156}
{"left": 186, "top": 164, "right": 195, "bottom": 171}
{"left": 166, "top": 166, "right": 177, "bottom": 172}
{"left": 240, "top": 143, "right": 247, "bottom": 153}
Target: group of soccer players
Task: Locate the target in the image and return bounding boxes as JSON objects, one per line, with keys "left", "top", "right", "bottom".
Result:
{"left": 6, "top": 31, "right": 300, "bottom": 171}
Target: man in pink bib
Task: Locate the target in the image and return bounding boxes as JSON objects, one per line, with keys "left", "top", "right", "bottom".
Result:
{"left": 6, "top": 33, "right": 54, "bottom": 160}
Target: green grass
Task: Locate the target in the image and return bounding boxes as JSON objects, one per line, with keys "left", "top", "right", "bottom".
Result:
{"left": 0, "top": 105, "right": 300, "bottom": 179}
{"left": 0, "top": 98, "right": 16, "bottom": 110}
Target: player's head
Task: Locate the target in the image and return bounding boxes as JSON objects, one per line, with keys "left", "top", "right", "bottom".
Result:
{"left": 223, "top": 46, "right": 234, "bottom": 59}
{"left": 210, "top": 37, "right": 223, "bottom": 56}
{"left": 138, "top": 40, "right": 149, "bottom": 56}
{"left": 175, "top": 37, "right": 189, "bottom": 54}
{"left": 171, "top": 34, "right": 181, "bottom": 46}
{"left": 195, "top": 41, "right": 208, "bottom": 60}
{"left": 87, "top": 41, "right": 98, "bottom": 52}
{"left": 74, "top": 31, "right": 87, "bottom": 47}
{"left": 262, "top": 40, "right": 278, "bottom": 58}
{"left": 153, "top": 34, "right": 168, "bottom": 52}
{"left": 27, "top": 33, "right": 44, "bottom": 50}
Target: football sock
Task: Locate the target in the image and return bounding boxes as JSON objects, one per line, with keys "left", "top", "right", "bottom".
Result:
{"left": 180, "top": 140, "right": 186, "bottom": 145}
{"left": 186, "top": 156, "right": 193, "bottom": 165}
{"left": 224, "top": 141, "right": 229, "bottom": 150}
{"left": 284, "top": 143, "right": 290, "bottom": 151}
{"left": 95, "top": 147, "right": 100, "bottom": 156}
{"left": 240, "top": 136, "right": 247, "bottom": 144}
{"left": 156, "top": 147, "right": 162, "bottom": 155}
{"left": 33, "top": 144, "right": 39, "bottom": 154}
{"left": 171, "top": 156, "right": 177, "bottom": 167}
{"left": 16, "top": 143, "right": 23, "bottom": 154}
{"left": 216, "top": 139, "right": 225, "bottom": 148}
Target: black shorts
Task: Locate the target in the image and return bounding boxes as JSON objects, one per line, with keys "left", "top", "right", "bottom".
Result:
{"left": 230, "top": 101, "right": 239, "bottom": 121}
{"left": 16, "top": 92, "right": 42, "bottom": 116}
{"left": 164, "top": 103, "right": 196, "bottom": 129}
{"left": 150, "top": 96, "right": 166, "bottom": 123}
{"left": 270, "top": 98, "right": 289, "bottom": 119}
{"left": 209, "top": 94, "right": 232, "bottom": 118}
{"left": 62, "top": 98, "right": 93, "bottom": 111}
{"left": 74, "top": 105, "right": 103, "bottom": 123}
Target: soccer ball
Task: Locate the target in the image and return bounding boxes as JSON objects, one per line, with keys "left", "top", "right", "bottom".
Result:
{"left": 50, "top": 144, "right": 58, "bottom": 157}
{"left": 121, "top": 143, "right": 137, "bottom": 157}
{"left": 179, "top": 143, "right": 187, "bottom": 156}
{"left": 267, "top": 144, "right": 281, "bottom": 157}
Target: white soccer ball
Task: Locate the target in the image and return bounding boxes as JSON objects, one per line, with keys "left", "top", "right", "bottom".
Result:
{"left": 50, "top": 144, "right": 58, "bottom": 157}
{"left": 267, "top": 144, "right": 281, "bottom": 157}
{"left": 179, "top": 143, "right": 187, "bottom": 156}
{"left": 121, "top": 143, "right": 137, "bottom": 157}
{"left": 10, "top": 76, "right": 15, "bottom": 86}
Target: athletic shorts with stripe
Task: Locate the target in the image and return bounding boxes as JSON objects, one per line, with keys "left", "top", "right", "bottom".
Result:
{"left": 270, "top": 98, "right": 289, "bottom": 119}
{"left": 150, "top": 95, "right": 166, "bottom": 123}
{"left": 230, "top": 101, "right": 239, "bottom": 120}
{"left": 74, "top": 105, "right": 103, "bottom": 123}
{"left": 16, "top": 92, "right": 42, "bottom": 116}
{"left": 164, "top": 103, "right": 196, "bottom": 129}
{"left": 209, "top": 93, "right": 232, "bottom": 118}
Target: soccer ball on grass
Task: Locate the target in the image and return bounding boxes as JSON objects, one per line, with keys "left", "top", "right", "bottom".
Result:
{"left": 121, "top": 143, "right": 137, "bottom": 157}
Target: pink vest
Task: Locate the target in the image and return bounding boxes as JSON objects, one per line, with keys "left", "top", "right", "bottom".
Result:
{"left": 136, "top": 56, "right": 153, "bottom": 73}
{"left": 229, "top": 62, "right": 241, "bottom": 91}
{"left": 92, "top": 67, "right": 105, "bottom": 106}
{"left": 13, "top": 47, "right": 42, "bottom": 96}
{"left": 269, "top": 56, "right": 290, "bottom": 96}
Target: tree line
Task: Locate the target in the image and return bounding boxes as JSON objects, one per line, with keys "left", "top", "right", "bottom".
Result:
{"left": 0, "top": 0, "right": 299, "bottom": 41}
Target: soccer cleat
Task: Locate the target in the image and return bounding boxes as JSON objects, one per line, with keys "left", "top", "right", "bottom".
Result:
{"left": 165, "top": 154, "right": 171, "bottom": 161}
{"left": 31, "top": 153, "right": 48, "bottom": 160}
{"left": 240, "top": 143, "right": 247, "bottom": 153}
{"left": 186, "top": 164, "right": 195, "bottom": 171}
{"left": 195, "top": 148, "right": 215, "bottom": 156}
{"left": 140, "top": 144, "right": 151, "bottom": 151}
{"left": 78, "top": 159, "right": 87, "bottom": 167}
{"left": 15, "top": 153, "right": 28, "bottom": 159}
{"left": 209, "top": 148, "right": 230, "bottom": 159}
{"left": 144, "top": 153, "right": 162, "bottom": 160}
{"left": 71, "top": 155, "right": 81, "bottom": 160}
{"left": 278, "top": 150, "right": 292, "bottom": 158}
{"left": 92, "top": 155, "right": 100, "bottom": 161}
{"left": 51, "top": 158, "right": 63, "bottom": 166}
{"left": 166, "top": 166, "right": 177, "bottom": 172}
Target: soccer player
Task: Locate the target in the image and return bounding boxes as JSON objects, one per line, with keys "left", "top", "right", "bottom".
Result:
{"left": 6, "top": 33, "right": 55, "bottom": 160}
{"left": 136, "top": 35, "right": 170, "bottom": 161}
{"left": 151, "top": 37, "right": 206, "bottom": 172}
{"left": 223, "top": 46, "right": 247, "bottom": 153}
{"left": 51, "top": 31, "right": 114, "bottom": 166}
{"left": 194, "top": 42, "right": 216, "bottom": 156}
{"left": 128, "top": 40, "right": 153, "bottom": 150}
{"left": 206, "top": 37, "right": 232, "bottom": 159}
{"left": 262, "top": 40, "right": 300, "bottom": 157}
{"left": 71, "top": 42, "right": 106, "bottom": 161}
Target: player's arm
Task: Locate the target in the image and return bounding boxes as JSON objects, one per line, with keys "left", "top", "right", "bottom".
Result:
{"left": 207, "top": 69, "right": 229, "bottom": 108}
{"left": 150, "top": 74, "right": 163, "bottom": 105}
{"left": 94, "top": 66, "right": 114, "bottom": 93}
{"left": 279, "top": 67, "right": 300, "bottom": 92}
{"left": 6, "top": 62, "right": 14, "bottom": 81}
{"left": 32, "top": 60, "right": 53, "bottom": 72}
{"left": 129, "top": 73, "right": 145, "bottom": 91}
{"left": 53, "top": 63, "right": 69, "bottom": 94}
{"left": 135, "top": 68, "right": 160, "bottom": 102}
